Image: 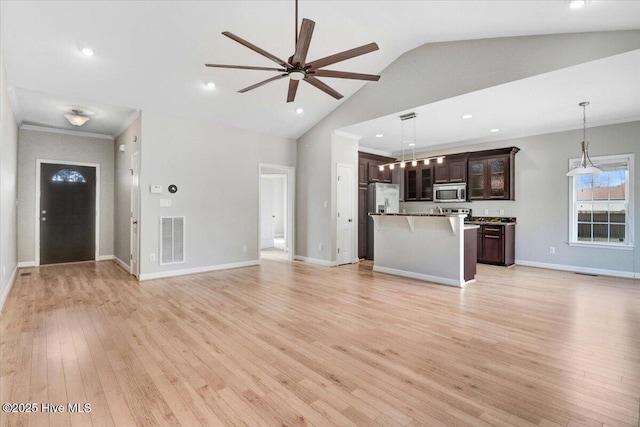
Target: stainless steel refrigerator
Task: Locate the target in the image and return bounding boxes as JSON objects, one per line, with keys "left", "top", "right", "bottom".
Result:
{"left": 366, "top": 183, "right": 400, "bottom": 260}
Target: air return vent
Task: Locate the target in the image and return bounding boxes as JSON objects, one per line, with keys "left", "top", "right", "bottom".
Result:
{"left": 160, "top": 216, "right": 185, "bottom": 265}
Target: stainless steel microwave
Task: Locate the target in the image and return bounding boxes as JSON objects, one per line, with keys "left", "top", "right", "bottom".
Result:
{"left": 434, "top": 183, "right": 466, "bottom": 203}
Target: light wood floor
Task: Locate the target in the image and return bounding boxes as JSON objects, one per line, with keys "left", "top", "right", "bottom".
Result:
{"left": 1, "top": 259, "right": 639, "bottom": 427}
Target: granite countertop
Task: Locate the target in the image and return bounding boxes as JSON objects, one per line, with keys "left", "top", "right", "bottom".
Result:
{"left": 465, "top": 216, "right": 517, "bottom": 225}
{"left": 369, "top": 213, "right": 467, "bottom": 217}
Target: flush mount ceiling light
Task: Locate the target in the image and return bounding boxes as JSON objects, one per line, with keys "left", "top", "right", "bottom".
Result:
{"left": 295, "top": 107, "right": 304, "bottom": 114}
{"left": 567, "top": 101, "right": 603, "bottom": 176}
{"left": 461, "top": 114, "right": 473, "bottom": 119}
{"left": 79, "top": 46, "right": 95, "bottom": 56}
{"left": 205, "top": 81, "right": 216, "bottom": 89}
{"left": 375, "top": 134, "right": 383, "bottom": 138}
{"left": 64, "top": 109, "right": 90, "bottom": 127}
{"left": 490, "top": 128, "right": 500, "bottom": 133}
{"left": 568, "top": 0, "right": 589, "bottom": 9}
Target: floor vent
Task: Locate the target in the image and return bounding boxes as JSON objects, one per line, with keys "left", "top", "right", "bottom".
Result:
{"left": 20, "top": 272, "right": 31, "bottom": 276}
{"left": 160, "top": 216, "right": 185, "bottom": 265}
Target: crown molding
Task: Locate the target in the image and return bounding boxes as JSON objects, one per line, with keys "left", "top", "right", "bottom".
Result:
{"left": 357, "top": 145, "right": 394, "bottom": 158}
{"left": 113, "top": 109, "right": 141, "bottom": 138}
{"left": 333, "top": 130, "right": 362, "bottom": 141}
{"left": 20, "top": 124, "right": 114, "bottom": 140}
{"left": 6, "top": 86, "right": 23, "bottom": 126}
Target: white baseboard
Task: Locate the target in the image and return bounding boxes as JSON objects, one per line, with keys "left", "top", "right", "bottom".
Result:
{"left": 0, "top": 265, "right": 19, "bottom": 313}
{"left": 18, "top": 261, "right": 35, "bottom": 268}
{"left": 515, "top": 259, "right": 638, "bottom": 279}
{"left": 97, "top": 255, "right": 114, "bottom": 261}
{"left": 293, "top": 255, "right": 337, "bottom": 267}
{"left": 373, "top": 265, "right": 465, "bottom": 287}
{"left": 139, "top": 260, "right": 259, "bottom": 281}
{"left": 113, "top": 256, "right": 130, "bottom": 273}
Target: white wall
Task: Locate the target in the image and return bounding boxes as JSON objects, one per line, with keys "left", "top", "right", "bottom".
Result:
{"left": 0, "top": 46, "right": 19, "bottom": 308}
{"left": 401, "top": 121, "right": 639, "bottom": 277}
{"left": 138, "top": 111, "right": 295, "bottom": 279}
{"left": 296, "top": 30, "right": 640, "bottom": 263}
{"left": 113, "top": 114, "right": 141, "bottom": 267}
{"left": 17, "top": 129, "right": 115, "bottom": 263}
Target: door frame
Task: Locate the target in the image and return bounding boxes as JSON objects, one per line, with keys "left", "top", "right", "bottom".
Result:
{"left": 35, "top": 159, "right": 100, "bottom": 266}
{"left": 130, "top": 152, "right": 140, "bottom": 277}
{"left": 336, "top": 162, "right": 357, "bottom": 265}
{"left": 258, "top": 163, "right": 295, "bottom": 262}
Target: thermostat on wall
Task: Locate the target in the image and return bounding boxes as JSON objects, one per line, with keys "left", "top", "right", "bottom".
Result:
{"left": 150, "top": 185, "right": 162, "bottom": 194}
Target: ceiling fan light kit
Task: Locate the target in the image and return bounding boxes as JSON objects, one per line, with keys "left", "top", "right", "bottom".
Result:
{"left": 205, "top": 0, "right": 380, "bottom": 103}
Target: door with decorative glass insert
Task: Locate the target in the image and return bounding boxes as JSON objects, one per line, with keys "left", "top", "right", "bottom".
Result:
{"left": 40, "top": 163, "right": 97, "bottom": 265}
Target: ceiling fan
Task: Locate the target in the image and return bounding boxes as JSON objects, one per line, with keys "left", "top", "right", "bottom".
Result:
{"left": 205, "top": 0, "right": 380, "bottom": 103}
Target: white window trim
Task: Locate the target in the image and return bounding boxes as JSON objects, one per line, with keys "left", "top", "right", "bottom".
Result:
{"left": 567, "top": 153, "right": 634, "bottom": 249}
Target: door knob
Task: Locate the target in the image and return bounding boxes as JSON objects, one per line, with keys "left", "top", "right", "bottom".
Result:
{"left": 132, "top": 220, "right": 138, "bottom": 225}
{"left": 348, "top": 219, "right": 352, "bottom": 222}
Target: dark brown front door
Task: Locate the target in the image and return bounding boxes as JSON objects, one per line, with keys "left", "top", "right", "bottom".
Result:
{"left": 40, "top": 163, "right": 96, "bottom": 265}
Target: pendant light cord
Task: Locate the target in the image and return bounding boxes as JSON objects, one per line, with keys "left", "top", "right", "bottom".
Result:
{"left": 295, "top": 0, "right": 298, "bottom": 45}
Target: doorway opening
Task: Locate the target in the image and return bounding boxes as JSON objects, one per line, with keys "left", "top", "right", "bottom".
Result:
{"left": 259, "top": 164, "right": 295, "bottom": 262}
{"left": 130, "top": 152, "right": 141, "bottom": 277}
{"left": 35, "top": 160, "right": 99, "bottom": 266}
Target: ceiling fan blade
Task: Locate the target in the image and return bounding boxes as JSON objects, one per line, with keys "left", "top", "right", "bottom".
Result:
{"left": 287, "top": 79, "right": 299, "bottom": 103}
{"left": 306, "top": 42, "right": 379, "bottom": 70}
{"left": 311, "top": 70, "right": 380, "bottom": 81}
{"left": 205, "top": 64, "right": 286, "bottom": 72}
{"left": 238, "top": 74, "right": 288, "bottom": 93}
{"left": 304, "top": 76, "right": 343, "bottom": 100}
{"left": 222, "top": 32, "right": 293, "bottom": 68}
{"left": 292, "top": 18, "right": 315, "bottom": 66}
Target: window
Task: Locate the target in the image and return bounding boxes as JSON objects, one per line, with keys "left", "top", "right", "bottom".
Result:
{"left": 51, "top": 169, "right": 86, "bottom": 183}
{"left": 568, "top": 154, "right": 634, "bottom": 248}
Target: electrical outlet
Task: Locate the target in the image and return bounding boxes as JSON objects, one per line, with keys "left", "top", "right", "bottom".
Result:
{"left": 323, "top": 201, "right": 328, "bottom": 208}
{"left": 483, "top": 209, "right": 489, "bottom": 215}
{"left": 149, "top": 253, "right": 156, "bottom": 262}
{"left": 549, "top": 247, "right": 555, "bottom": 254}
{"left": 242, "top": 245, "right": 247, "bottom": 252}
{"left": 318, "top": 243, "right": 324, "bottom": 251}
{"left": 499, "top": 209, "right": 505, "bottom": 216}
{"left": 429, "top": 208, "right": 434, "bottom": 214}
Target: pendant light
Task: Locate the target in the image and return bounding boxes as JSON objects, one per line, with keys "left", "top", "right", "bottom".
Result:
{"left": 64, "top": 109, "right": 90, "bottom": 127}
{"left": 566, "top": 102, "right": 602, "bottom": 176}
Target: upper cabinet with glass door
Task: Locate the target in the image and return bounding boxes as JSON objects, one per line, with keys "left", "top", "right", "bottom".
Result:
{"left": 468, "top": 147, "right": 520, "bottom": 200}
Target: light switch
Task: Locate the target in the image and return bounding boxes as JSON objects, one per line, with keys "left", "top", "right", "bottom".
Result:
{"left": 160, "top": 199, "right": 172, "bottom": 207}
{"left": 150, "top": 185, "right": 162, "bottom": 194}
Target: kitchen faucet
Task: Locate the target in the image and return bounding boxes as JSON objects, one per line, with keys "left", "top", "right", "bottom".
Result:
{"left": 437, "top": 206, "right": 443, "bottom": 214}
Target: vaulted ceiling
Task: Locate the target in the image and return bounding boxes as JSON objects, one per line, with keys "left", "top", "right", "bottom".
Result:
{"left": 2, "top": 1, "right": 639, "bottom": 139}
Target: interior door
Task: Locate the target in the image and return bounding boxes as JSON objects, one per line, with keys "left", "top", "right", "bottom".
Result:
{"left": 130, "top": 152, "right": 140, "bottom": 277}
{"left": 40, "top": 163, "right": 96, "bottom": 265}
{"left": 337, "top": 165, "right": 354, "bottom": 265}
{"left": 260, "top": 176, "right": 275, "bottom": 249}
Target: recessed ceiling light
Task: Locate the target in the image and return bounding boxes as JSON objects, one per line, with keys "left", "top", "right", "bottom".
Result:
{"left": 205, "top": 81, "right": 216, "bottom": 89}
{"left": 296, "top": 108, "right": 304, "bottom": 114}
{"left": 490, "top": 128, "right": 500, "bottom": 133}
{"left": 461, "top": 114, "right": 473, "bottom": 119}
{"left": 79, "top": 46, "right": 95, "bottom": 56}
{"left": 569, "top": 0, "right": 586, "bottom": 9}
{"left": 375, "top": 134, "right": 383, "bottom": 138}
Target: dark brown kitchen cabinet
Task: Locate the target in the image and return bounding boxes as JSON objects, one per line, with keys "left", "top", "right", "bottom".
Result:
{"left": 434, "top": 156, "right": 467, "bottom": 184}
{"left": 404, "top": 164, "right": 433, "bottom": 201}
{"left": 468, "top": 147, "right": 519, "bottom": 200}
{"left": 476, "top": 224, "right": 515, "bottom": 266}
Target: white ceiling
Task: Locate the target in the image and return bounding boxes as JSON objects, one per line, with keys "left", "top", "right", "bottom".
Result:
{"left": 12, "top": 87, "right": 138, "bottom": 137}
{"left": 2, "top": 1, "right": 640, "bottom": 140}
{"left": 341, "top": 49, "right": 640, "bottom": 154}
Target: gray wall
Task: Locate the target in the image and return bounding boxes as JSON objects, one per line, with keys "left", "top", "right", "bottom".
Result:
{"left": 401, "top": 121, "right": 639, "bottom": 276}
{"left": 296, "top": 30, "right": 640, "bottom": 263}
{"left": 139, "top": 111, "right": 295, "bottom": 278}
{"left": 17, "top": 129, "right": 115, "bottom": 262}
{"left": 113, "top": 114, "right": 141, "bottom": 266}
{"left": 0, "top": 46, "right": 18, "bottom": 306}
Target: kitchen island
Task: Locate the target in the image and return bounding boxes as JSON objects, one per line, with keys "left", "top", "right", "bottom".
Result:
{"left": 370, "top": 213, "right": 478, "bottom": 287}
